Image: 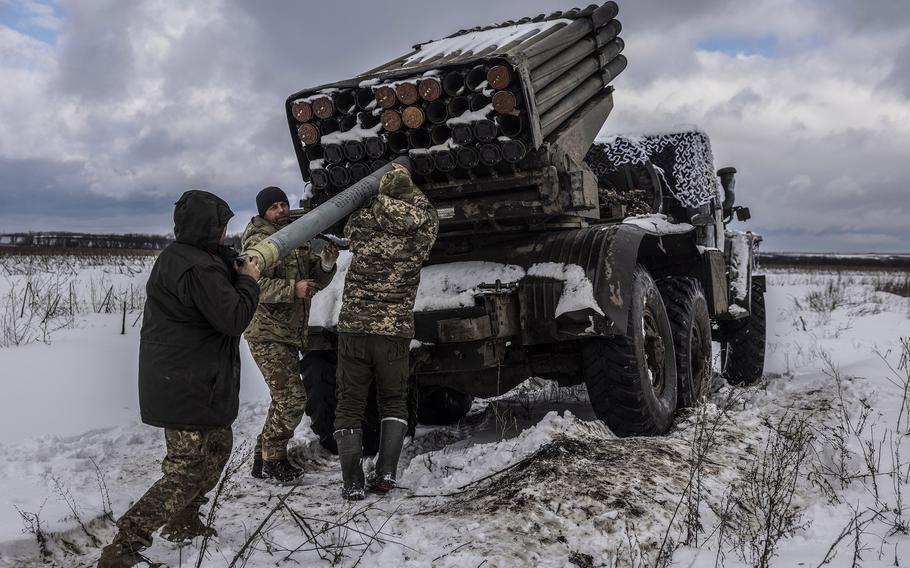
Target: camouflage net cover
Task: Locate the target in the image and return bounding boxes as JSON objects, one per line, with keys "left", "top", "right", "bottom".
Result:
{"left": 585, "top": 129, "right": 720, "bottom": 208}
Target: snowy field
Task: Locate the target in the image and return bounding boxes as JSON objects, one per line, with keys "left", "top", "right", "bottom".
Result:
{"left": 1, "top": 253, "right": 909, "bottom": 567}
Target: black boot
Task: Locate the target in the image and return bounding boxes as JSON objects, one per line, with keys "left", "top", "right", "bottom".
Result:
{"left": 97, "top": 532, "right": 149, "bottom": 568}
{"left": 333, "top": 428, "right": 365, "bottom": 501}
{"left": 251, "top": 452, "right": 264, "bottom": 479}
{"left": 97, "top": 541, "right": 144, "bottom": 568}
{"left": 262, "top": 457, "right": 303, "bottom": 484}
{"left": 368, "top": 418, "right": 408, "bottom": 492}
{"left": 160, "top": 508, "right": 216, "bottom": 543}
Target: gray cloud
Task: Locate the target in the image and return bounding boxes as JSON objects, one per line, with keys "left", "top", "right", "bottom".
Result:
{"left": 0, "top": 156, "right": 260, "bottom": 235}
{"left": 1, "top": 0, "right": 909, "bottom": 253}
{"left": 0, "top": 156, "right": 169, "bottom": 231}
{"left": 880, "top": 40, "right": 910, "bottom": 99}
{"left": 54, "top": 1, "right": 138, "bottom": 101}
{"left": 127, "top": 128, "right": 188, "bottom": 161}
{"left": 819, "top": 0, "right": 910, "bottom": 32}
{"left": 707, "top": 88, "right": 766, "bottom": 120}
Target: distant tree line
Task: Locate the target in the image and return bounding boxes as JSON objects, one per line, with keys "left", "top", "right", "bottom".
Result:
{"left": 0, "top": 232, "right": 173, "bottom": 250}
{"left": 0, "top": 231, "right": 244, "bottom": 251}
{"left": 759, "top": 252, "right": 910, "bottom": 269}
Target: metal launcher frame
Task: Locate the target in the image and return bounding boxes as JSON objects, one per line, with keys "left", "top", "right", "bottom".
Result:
{"left": 285, "top": 2, "right": 627, "bottom": 235}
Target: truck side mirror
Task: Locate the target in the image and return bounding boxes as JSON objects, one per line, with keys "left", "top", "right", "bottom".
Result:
{"left": 735, "top": 207, "right": 751, "bottom": 222}
{"left": 717, "top": 166, "right": 737, "bottom": 219}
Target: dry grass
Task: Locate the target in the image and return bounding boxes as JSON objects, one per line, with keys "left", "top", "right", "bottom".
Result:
{"left": 875, "top": 273, "right": 910, "bottom": 298}
{"left": 0, "top": 253, "right": 153, "bottom": 347}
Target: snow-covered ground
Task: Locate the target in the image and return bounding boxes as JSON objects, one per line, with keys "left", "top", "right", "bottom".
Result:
{"left": 1, "top": 255, "right": 909, "bottom": 567}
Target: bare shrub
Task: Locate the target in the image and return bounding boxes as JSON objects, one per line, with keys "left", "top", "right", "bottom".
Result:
{"left": 874, "top": 273, "right": 910, "bottom": 298}
{"left": 657, "top": 389, "right": 745, "bottom": 562}
{"left": 51, "top": 476, "right": 101, "bottom": 548}
{"left": 810, "top": 351, "right": 872, "bottom": 492}
{"left": 227, "top": 485, "right": 300, "bottom": 567}
{"left": 195, "top": 442, "right": 253, "bottom": 567}
{"left": 228, "top": 486, "right": 407, "bottom": 568}
{"left": 814, "top": 504, "right": 876, "bottom": 567}
{"left": 89, "top": 457, "right": 115, "bottom": 524}
{"left": 16, "top": 501, "right": 50, "bottom": 560}
{"left": 491, "top": 401, "right": 518, "bottom": 439}
{"left": 0, "top": 253, "right": 152, "bottom": 346}
{"left": 809, "top": 343, "right": 910, "bottom": 563}
{"left": 805, "top": 277, "right": 848, "bottom": 313}
{"left": 722, "top": 413, "right": 814, "bottom": 568}
{"left": 876, "top": 338, "right": 910, "bottom": 435}
{"left": 607, "top": 522, "right": 650, "bottom": 568}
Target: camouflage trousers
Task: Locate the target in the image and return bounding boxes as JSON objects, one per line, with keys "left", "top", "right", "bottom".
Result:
{"left": 115, "top": 427, "right": 232, "bottom": 547}
{"left": 248, "top": 341, "right": 307, "bottom": 461}
{"left": 334, "top": 333, "right": 410, "bottom": 430}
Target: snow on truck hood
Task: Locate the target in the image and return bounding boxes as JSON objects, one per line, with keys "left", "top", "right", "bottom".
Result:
{"left": 308, "top": 257, "right": 603, "bottom": 328}
{"left": 309, "top": 215, "right": 699, "bottom": 329}
{"left": 621, "top": 213, "right": 695, "bottom": 235}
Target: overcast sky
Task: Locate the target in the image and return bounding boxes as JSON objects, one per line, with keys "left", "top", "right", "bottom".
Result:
{"left": 1, "top": 0, "right": 908, "bottom": 252}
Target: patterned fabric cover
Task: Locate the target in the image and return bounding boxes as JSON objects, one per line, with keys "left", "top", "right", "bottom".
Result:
{"left": 585, "top": 129, "right": 720, "bottom": 208}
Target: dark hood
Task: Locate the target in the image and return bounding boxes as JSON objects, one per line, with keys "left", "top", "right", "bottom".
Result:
{"left": 173, "top": 190, "right": 234, "bottom": 253}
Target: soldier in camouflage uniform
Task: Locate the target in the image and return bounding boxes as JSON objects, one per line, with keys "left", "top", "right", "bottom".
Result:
{"left": 242, "top": 186, "right": 337, "bottom": 483}
{"left": 333, "top": 165, "right": 438, "bottom": 500}
{"left": 99, "top": 191, "right": 260, "bottom": 568}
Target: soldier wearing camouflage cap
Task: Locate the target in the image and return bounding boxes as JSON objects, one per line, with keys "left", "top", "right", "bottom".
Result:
{"left": 242, "top": 186, "right": 338, "bottom": 483}
{"left": 333, "top": 164, "right": 439, "bottom": 501}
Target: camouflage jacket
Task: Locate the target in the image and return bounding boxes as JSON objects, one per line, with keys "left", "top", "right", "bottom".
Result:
{"left": 338, "top": 177, "right": 438, "bottom": 338}
{"left": 241, "top": 216, "right": 336, "bottom": 347}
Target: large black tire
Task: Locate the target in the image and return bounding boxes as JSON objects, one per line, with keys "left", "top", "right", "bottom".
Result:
{"left": 659, "top": 278, "right": 712, "bottom": 408}
{"left": 582, "top": 266, "right": 678, "bottom": 436}
{"left": 721, "top": 278, "right": 766, "bottom": 385}
{"left": 300, "top": 350, "right": 380, "bottom": 456}
{"left": 416, "top": 387, "right": 473, "bottom": 425}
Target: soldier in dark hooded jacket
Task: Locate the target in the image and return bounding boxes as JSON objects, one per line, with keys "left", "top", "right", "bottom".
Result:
{"left": 333, "top": 165, "right": 438, "bottom": 501}
{"left": 98, "top": 190, "right": 260, "bottom": 568}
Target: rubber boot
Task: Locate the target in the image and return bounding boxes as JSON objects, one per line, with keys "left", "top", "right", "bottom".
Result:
{"left": 368, "top": 418, "right": 408, "bottom": 492}
{"left": 333, "top": 428, "right": 365, "bottom": 501}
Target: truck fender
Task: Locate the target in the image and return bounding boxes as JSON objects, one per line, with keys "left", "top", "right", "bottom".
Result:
{"left": 518, "top": 224, "right": 651, "bottom": 342}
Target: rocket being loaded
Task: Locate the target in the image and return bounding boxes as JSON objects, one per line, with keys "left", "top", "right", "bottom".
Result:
{"left": 242, "top": 156, "right": 411, "bottom": 270}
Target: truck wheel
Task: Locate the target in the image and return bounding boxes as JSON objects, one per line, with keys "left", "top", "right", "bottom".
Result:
{"left": 300, "top": 350, "right": 381, "bottom": 456}
{"left": 721, "top": 278, "right": 766, "bottom": 385}
{"left": 416, "top": 387, "right": 473, "bottom": 425}
{"left": 659, "top": 278, "right": 712, "bottom": 407}
{"left": 582, "top": 266, "right": 678, "bottom": 436}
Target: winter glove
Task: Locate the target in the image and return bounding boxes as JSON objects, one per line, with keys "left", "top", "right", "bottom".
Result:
{"left": 320, "top": 241, "right": 339, "bottom": 272}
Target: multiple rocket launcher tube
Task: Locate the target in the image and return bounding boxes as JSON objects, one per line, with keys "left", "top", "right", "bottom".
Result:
{"left": 289, "top": 1, "right": 626, "bottom": 197}
{"left": 248, "top": 3, "right": 629, "bottom": 267}
{"left": 292, "top": 65, "right": 532, "bottom": 191}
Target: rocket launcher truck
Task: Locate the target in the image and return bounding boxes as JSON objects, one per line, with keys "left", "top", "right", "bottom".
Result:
{"left": 244, "top": 2, "right": 765, "bottom": 454}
